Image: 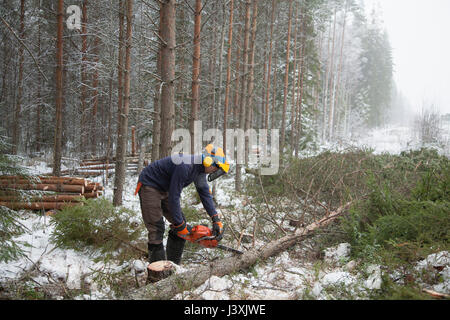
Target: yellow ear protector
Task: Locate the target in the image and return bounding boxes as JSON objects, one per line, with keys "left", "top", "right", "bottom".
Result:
{"left": 202, "top": 144, "right": 230, "bottom": 181}
{"left": 202, "top": 155, "right": 214, "bottom": 168}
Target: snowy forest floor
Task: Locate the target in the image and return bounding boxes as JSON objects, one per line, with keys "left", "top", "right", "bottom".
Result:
{"left": 0, "top": 122, "right": 449, "bottom": 300}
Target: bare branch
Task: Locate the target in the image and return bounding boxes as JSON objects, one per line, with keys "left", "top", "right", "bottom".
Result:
{"left": 0, "top": 15, "right": 49, "bottom": 82}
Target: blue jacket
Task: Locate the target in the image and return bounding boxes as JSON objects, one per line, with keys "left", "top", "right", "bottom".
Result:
{"left": 138, "top": 155, "right": 217, "bottom": 226}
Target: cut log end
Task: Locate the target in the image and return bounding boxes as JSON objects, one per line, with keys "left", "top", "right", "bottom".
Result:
{"left": 147, "top": 260, "right": 176, "bottom": 283}
{"left": 0, "top": 175, "right": 103, "bottom": 212}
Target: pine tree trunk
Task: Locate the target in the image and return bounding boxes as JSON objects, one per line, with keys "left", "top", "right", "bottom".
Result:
{"left": 113, "top": 0, "right": 133, "bottom": 206}
{"left": 190, "top": 0, "right": 201, "bottom": 153}
{"left": 235, "top": 0, "right": 251, "bottom": 192}
{"left": 152, "top": 4, "right": 162, "bottom": 163}
{"left": 91, "top": 36, "right": 100, "bottom": 156}
{"left": 245, "top": 0, "right": 258, "bottom": 163}
{"left": 116, "top": 0, "right": 125, "bottom": 163}
{"left": 295, "top": 39, "right": 305, "bottom": 157}
{"left": 53, "top": 0, "right": 64, "bottom": 176}
{"left": 322, "top": 18, "right": 333, "bottom": 141}
{"left": 280, "top": 0, "right": 294, "bottom": 157}
{"left": 106, "top": 69, "right": 114, "bottom": 183}
{"left": 232, "top": 4, "right": 243, "bottom": 119}
{"left": 208, "top": 15, "right": 217, "bottom": 130}
{"left": 36, "top": 5, "right": 42, "bottom": 153}
{"left": 175, "top": 5, "right": 186, "bottom": 129}
{"left": 333, "top": 3, "right": 348, "bottom": 139}
{"left": 159, "top": 0, "right": 176, "bottom": 158}
{"left": 12, "top": 0, "right": 24, "bottom": 155}
{"left": 215, "top": 2, "right": 227, "bottom": 130}
{"left": 313, "top": 33, "right": 324, "bottom": 136}
{"left": 327, "top": 7, "right": 337, "bottom": 141}
{"left": 289, "top": 3, "right": 299, "bottom": 152}
{"left": 223, "top": 0, "right": 234, "bottom": 155}
{"left": 270, "top": 51, "right": 278, "bottom": 130}
{"left": 260, "top": 8, "right": 269, "bottom": 130}
{"left": 264, "top": 0, "right": 276, "bottom": 130}
{"left": 80, "top": 0, "right": 89, "bottom": 154}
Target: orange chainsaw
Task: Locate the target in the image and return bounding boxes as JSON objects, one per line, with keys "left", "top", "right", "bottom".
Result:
{"left": 187, "top": 225, "right": 243, "bottom": 255}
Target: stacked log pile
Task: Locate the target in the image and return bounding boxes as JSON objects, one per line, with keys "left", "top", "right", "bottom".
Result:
{"left": 57, "top": 155, "right": 150, "bottom": 178}
{"left": 0, "top": 176, "right": 103, "bottom": 211}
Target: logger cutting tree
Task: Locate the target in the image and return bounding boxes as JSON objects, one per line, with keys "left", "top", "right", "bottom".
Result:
{"left": 1, "top": 0, "right": 449, "bottom": 303}
{"left": 135, "top": 144, "right": 232, "bottom": 265}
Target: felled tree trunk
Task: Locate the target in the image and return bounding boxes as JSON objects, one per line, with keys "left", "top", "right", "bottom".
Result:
{"left": 125, "top": 202, "right": 352, "bottom": 300}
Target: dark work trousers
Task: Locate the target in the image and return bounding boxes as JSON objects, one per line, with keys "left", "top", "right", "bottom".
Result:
{"left": 138, "top": 185, "right": 185, "bottom": 245}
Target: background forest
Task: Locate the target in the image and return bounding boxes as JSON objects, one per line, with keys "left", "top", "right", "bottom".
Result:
{"left": 1, "top": 0, "right": 395, "bottom": 178}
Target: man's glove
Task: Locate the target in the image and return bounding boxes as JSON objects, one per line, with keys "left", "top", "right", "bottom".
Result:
{"left": 211, "top": 214, "right": 224, "bottom": 241}
{"left": 171, "top": 220, "right": 193, "bottom": 240}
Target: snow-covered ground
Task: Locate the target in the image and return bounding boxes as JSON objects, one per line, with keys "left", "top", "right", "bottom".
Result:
{"left": 315, "top": 121, "right": 450, "bottom": 157}
{"left": 1, "top": 123, "right": 449, "bottom": 300}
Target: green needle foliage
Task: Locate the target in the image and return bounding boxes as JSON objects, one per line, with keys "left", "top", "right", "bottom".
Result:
{"left": 50, "top": 198, "right": 145, "bottom": 261}
{"left": 0, "top": 135, "right": 32, "bottom": 263}
{"left": 246, "top": 147, "right": 449, "bottom": 298}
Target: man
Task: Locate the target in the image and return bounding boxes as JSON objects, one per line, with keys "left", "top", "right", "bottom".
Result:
{"left": 135, "top": 144, "right": 230, "bottom": 265}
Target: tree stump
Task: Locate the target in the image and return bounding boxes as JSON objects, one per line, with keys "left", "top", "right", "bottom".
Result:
{"left": 146, "top": 261, "right": 175, "bottom": 284}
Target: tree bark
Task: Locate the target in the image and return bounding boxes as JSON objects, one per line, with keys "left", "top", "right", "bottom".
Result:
{"left": 215, "top": 2, "right": 227, "bottom": 130}
{"left": 113, "top": 0, "right": 133, "bottom": 206}
{"left": 175, "top": 4, "right": 187, "bottom": 129}
{"left": 295, "top": 16, "right": 306, "bottom": 157}
{"left": 159, "top": 0, "right": 176, "bottom": 159}
{"left": 294, "top": 47, "right": 305, "bottom": 157}
{"left": 280, "top": 0, "right": 294, "bottom": 157}
{"left": 327, "top": 6, "right": 338, "bottom": 141}
{"left": 36, "top": 3, "right": 42, "bottom": 153}
{"left": 207, "top": 14, "right": 217, "bottom": 129}
{"left": 117, "top": 0, "right": 125, "bottom": 127}
{"left": 245, "top": 0, "right": 258, "bottom": 162}
{"left": 223, "top": 0, "right": 234, "bottom": 155}
{"left": 333, "top": 3, "right": 348, "bottom": 139}
{"left": 264, "top": 0, "right": 276, "bottom": 130}
{"left": 131, "top": 125, "right": 136, "bottom": 156}
{"left": 235, "top": 0, "right": 251, "bottom": 192}
{"left": 53, "top": 0, "right": 64, "bottom": 176}
{"left": 313, "top": 33, "right": 324, "bottom": 136}
{"left": 12, "top": 0, "right": 25, "bottom": 155}
{"left": 151, "top": 3, "right": 162, "bottom": 163}
{"left": 125, "top": 202, "right": 352, "bottom": 300}
{"left": 322, "top": 18, "right": 333, "bottom": 141}
{"left": 91, "top": 36, "right": 100, "bottom": 156}
{"left": 80, "top": 0, "right": 89, "bottom": 154}
{"left": 289, "top": 3, "right": 299, "bottom": 151}
{"left": 190, "top": 0, "right": 201, "bottom": 154}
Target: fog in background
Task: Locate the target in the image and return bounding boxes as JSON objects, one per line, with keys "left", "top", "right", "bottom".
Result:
{"left": 365, "top": 0, "right": 450, "bottom": 123}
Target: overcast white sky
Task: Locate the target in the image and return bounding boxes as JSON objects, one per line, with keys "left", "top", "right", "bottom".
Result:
{"left": 364, "top": 0, "right": 450, "bottom": 115}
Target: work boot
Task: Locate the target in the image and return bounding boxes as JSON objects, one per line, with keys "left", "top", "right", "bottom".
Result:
{"left": 148, "top": 242, "right": 166, "bottom": 263}
{"left": 166, "top": 230, "right": 186, "bottom": 265}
